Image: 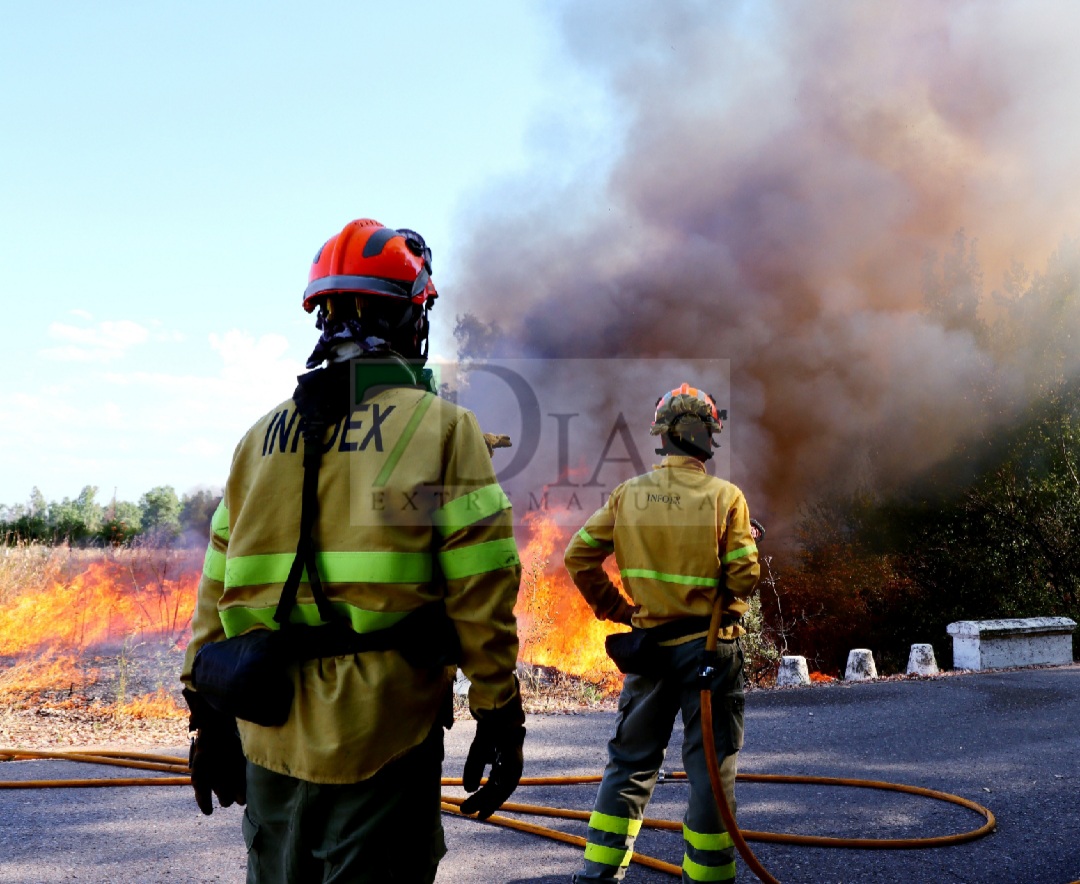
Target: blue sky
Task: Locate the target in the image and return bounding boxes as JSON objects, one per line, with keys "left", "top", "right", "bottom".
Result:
{"left": 0, "top": 1, "right": 614, "bottom": 505}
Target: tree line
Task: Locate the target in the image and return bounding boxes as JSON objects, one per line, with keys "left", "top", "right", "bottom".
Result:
{"left": 0, "top": 485, "right": 220, "bottom": 546}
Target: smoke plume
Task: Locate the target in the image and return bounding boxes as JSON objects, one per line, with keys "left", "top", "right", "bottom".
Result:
{"left": 452, "top": 1, "right": 1080, "bottom": 532}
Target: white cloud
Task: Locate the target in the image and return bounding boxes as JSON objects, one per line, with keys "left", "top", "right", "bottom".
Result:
{"left": 42, "top": 319, "right": 151, "bottom": 362}
{"left": 210, "top": 330, "right": 292, "bottom": 378}
{"left": 178, "top": 438, "right": 227, "bottom": 459}
{"left": 103, "top": 330, "right": 300, "bottom": 417}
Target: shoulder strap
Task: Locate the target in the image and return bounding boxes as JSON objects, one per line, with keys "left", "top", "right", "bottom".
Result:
{"left": 273, "top": 364, "right": 352, "bottom": 628}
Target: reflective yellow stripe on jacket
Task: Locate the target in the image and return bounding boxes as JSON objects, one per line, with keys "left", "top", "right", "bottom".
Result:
{"left": 210, "top": 500, "right": 229, "bottom": 542}
{"left": 432, "top": 482, "right": 511, "bottom": 535}
{"left": 206, "top": 507, "right": 519, "bottom": 637}
{"left": 211, "top": 550, "right": 431, "bottom": 638}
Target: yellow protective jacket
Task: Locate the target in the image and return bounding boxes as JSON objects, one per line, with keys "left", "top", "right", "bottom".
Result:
{"left": 182, "top": 361, "right": 521, "bottom": 784}
{"left": 564, "top": 456, "right": 759, "bottom": 643}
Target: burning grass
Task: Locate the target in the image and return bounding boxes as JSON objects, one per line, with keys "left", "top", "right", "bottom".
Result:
{"left": 0, "top": 518, "right": 785, "bottom": 749}
{"left": 0, "top": 542, "right": 196, "bottom": 748}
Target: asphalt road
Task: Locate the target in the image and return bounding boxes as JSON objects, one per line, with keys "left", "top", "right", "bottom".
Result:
{"left": 2, "top": 664, "right": 1079, "bottom": 884}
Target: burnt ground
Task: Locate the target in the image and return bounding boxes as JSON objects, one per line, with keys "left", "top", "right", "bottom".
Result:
{"left": 0, "top": 642, "right": 192, "bottom": 749}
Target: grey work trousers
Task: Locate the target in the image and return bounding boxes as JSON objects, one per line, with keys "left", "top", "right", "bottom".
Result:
{"left": 575, "top": 638, "right": 745, "bottom": 883}
{"left": 242, "top": 725, "right": 446, "bottom": 884}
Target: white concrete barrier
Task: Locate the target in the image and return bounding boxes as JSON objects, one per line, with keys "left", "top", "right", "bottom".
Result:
{"left": 845, "top": 648, "right": 877, "bottom": 681}
{"left": 947, "top": 617, "right": 1077, "bottom": 671}
{"left": 906, "top": 643, "right": 939, "bottom": 676}
{"left": 454, "top": 669, "right": 471, "bottom": 696}
{"left": 776, "top": 655, "right": 810, "bottom": 687}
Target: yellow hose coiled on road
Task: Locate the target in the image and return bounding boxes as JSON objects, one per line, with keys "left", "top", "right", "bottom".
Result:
{"left": 0, "top": 745, "right": 996, "bottom": 880}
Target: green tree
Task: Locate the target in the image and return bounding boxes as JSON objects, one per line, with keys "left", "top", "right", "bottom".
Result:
{"left": 100, "top": 499, "right": 143, "bottom": 545}
{"left": 771, "top": 384, "right": 1080, "bottom": 672}
{"left": 49, "top": 485, "right": 103, "bottom": 543}
{"left": 180, "top": 488, "right": 221, "bottom": 544}
{"left": 139, "top": 485, "right": 182, "bottom": 540}
{"left": 917, "top": 391, "right": 1080, "bottom": 618}
{"left": 3, "top": 488, "right": 50, "bottom": 541}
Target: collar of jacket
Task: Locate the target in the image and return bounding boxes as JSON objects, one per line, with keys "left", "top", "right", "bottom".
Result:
{"left": 353, "top": 355, "right": 438, "bottom": 400}
{"left": 655, "top": 455, "right": 707, "bottom": 473}
{"left": 292, "top": 356, "right": 437, "bottom": 430}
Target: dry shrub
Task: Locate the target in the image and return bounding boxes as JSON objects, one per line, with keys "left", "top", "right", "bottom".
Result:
{"left": 762, "top": 544, "right": 922, "bottom": 675}
{"left": 741, "top": 589, "right": 783, "bottom": 687}
{"left": 102, "top": 541, "right": 204, "bottom": 592}
{"left": 0, "top": 540, "right": 75, "bottom": 603}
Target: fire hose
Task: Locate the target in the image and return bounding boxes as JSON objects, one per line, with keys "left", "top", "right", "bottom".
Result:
{"left": 0, "top": 745, "right": 997, "bottom": 880}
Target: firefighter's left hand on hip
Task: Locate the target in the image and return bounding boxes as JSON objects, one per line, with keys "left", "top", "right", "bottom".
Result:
{"left": 750, "top": 518, "right": 765, "bottom": 543}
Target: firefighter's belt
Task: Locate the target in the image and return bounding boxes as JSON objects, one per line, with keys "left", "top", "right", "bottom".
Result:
{"left": 605, "top": 616, "right": 736, "bottom": 677}
{"left": 192, "top": 602, "right": 460, "bottom": 727}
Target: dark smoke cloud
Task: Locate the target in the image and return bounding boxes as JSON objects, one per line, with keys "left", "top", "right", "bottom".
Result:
{"left": 451, "top": 0, "right": 1080, "bottom": 532}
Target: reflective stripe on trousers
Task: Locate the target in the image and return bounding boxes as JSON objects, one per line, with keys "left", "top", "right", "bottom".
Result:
{"left": 577, "top": 764, "right": 738, "bottom": 883}
{"left": 574, "top": 638, "right": 744, "bottom": 883}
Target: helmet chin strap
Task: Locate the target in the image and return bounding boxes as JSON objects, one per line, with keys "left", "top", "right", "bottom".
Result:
{"left": 308, "top": 299, "right": 430, "bottom": 368}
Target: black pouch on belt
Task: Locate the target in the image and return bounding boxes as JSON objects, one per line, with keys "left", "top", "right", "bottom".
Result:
{"left": 605, "top": 629, "right": 663, "bottom": 676}
{"left": 191, "top": 630, "right": 294, "bottom": 728}
{"left": 606, "top": 616, "right": 717, "bottom": 677}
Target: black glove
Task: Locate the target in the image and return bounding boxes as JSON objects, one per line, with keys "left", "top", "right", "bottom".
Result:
{"left": 183, "top": 688, "right": 247, "bottom": 816}
{"left": 460, "top": 687, "right": 526, "bottom": 820}
{"left": 750, "top": 518, "right": 766, "bottom": 543}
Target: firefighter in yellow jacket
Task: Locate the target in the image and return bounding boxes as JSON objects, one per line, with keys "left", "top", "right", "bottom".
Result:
{"left": 180, "top": 219, "right": 525, "bottom": 884}
{"left": 565, "top": 384, "right": 760, "bottom": 883}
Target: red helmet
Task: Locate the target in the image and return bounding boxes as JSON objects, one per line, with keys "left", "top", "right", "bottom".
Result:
{"left": 302, "top": 219, "right": 438, "bottom": 313}
{"left": 650, "top": 383, "right": 724, "bottom": 436}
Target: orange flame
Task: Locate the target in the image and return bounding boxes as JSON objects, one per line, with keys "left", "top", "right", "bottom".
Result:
{"left": 1, "top": 516, "right": 627, "bottom": 717}
{"left": 0, "top": 560, "right": 196, "bottom": 656}
{"left": 514, "top": 510, "right": 625, "bottom": 692}
{"left": 0, "top": 555, "right": 198, "bottom": 719}
{"left": 809, "top": 671, "right": 838, "bottom": 683}
{"left": 115, "top": 687, "right": 188, "bottom": 720}
{"left": 0, "top": 653, "right": 94, "bottom": 703}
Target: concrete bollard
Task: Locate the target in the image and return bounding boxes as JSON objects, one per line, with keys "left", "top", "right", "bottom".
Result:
{"left": 453, "top": 669, "right": 471, "bottom": 697}
{"left": 845, "top": 649, "right": 877, "bottom": 681}
{"left": 906, "top": 643, "right": 939, "bottom": 676}
{"left": 776, "top": 655, "right": 811, "bottom": 687}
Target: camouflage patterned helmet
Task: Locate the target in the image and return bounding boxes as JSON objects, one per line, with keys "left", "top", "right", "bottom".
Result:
{"left": 650, "top": 383, "right": 724, "bottom": 438}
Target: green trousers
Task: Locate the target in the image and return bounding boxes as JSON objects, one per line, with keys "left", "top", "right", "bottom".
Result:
{"left": 242, "top": 725, "right": 446, "bottom": 884}
{"left": 575, "top": 638, "right": 745, "bottom": 883}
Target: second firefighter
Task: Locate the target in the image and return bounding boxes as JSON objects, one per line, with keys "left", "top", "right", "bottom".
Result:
{"left": 565, "top": 383, "right": 760, "bottom": 883}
